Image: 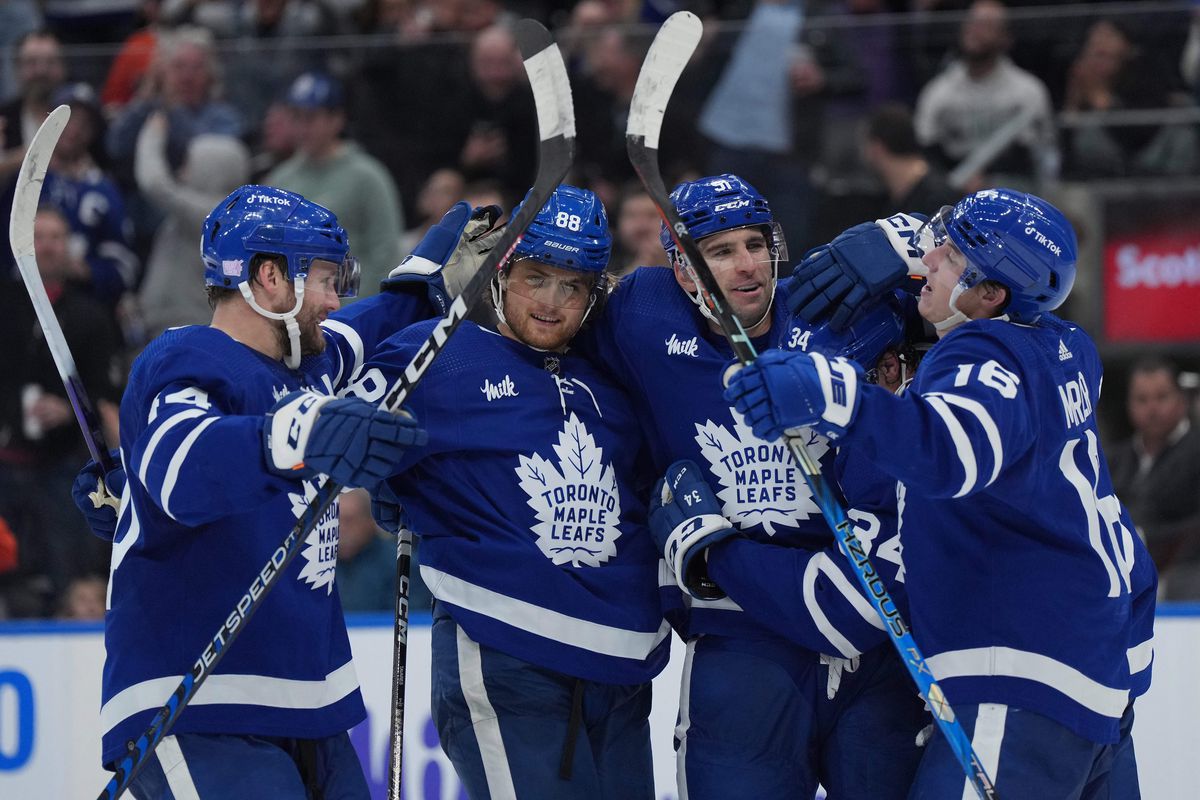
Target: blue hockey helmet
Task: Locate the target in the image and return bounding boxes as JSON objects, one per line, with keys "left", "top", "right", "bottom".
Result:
{"left": 801, "top": 295, "right": 907, "bottom": 374}
{"left": 509, "top": 184, "right": 612, "bottom": 274}
{"left": 201, "top": 184, "right": 359, "bottom": 296}
{"left": 921, "top": 188, "right": 1077, "bottom": 324}
{"left": 659, "top": 174, "right": 783, "bottom": 258}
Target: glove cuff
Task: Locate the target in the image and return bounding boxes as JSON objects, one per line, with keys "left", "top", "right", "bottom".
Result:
{"left": 667, "top": 513, "right": 733, "bottom": 596}
{"left": 265, "top": 390, "right": 334, "bottom": 473}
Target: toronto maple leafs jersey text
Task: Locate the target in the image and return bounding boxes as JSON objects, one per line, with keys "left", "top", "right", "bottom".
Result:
{"left": 356, "top": 322, "right": 670, "bottom": 685}
{"left": 99, "top": 290, "right": 433, "bottom": 766}
{"left": 583, "top": 267, "right": 903, "bottom": 653}
{"left": 842, "top": 314, "right": 1155, "bottom": 743}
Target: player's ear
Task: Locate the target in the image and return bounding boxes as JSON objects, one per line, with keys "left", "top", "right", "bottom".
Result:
{"left": 977, "top": 280, "right": 1010, "bottom": 314}
{"left": 672, "top": 260, "right": 697, "bottom": 293}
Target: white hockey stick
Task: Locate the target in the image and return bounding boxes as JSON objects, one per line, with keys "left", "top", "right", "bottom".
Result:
{"left": 10, "top": 104, "right": 119, "bottom": 505}
{"left": 627, "top": 12, "right": 998, "bottom": 800}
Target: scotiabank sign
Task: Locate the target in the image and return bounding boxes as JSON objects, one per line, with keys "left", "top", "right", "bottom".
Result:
{"left": 1104, "top": 232, "right": 1200, "bottom": 341}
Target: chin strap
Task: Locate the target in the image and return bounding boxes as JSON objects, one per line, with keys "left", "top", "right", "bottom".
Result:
{"left": 240, "top": 276, "right": 306, "bottom": 368}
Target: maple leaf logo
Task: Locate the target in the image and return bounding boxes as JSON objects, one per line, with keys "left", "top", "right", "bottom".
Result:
{"left": 289, "top": 479, "right": 340, "bottom": 594}
{"left": 693, "top": 409, "right": 829, "bottom": 535}
{"left": 516, "top": 412, "right": 622, "bottom": 567}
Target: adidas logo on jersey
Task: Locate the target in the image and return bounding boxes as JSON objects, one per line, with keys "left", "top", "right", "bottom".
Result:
{"left": 481, "top": 374, "right": 519, "bottom": 401}
{"left": 666, "top": 333, "right": 699, "bottom": 357}
{"left": 1058, "top": 340, "right": 1073, "bottom": 361}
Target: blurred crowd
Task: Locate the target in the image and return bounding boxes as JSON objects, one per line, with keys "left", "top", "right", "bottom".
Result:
{"left": 1, "top": 0, "right": 1199, "bottom": 618}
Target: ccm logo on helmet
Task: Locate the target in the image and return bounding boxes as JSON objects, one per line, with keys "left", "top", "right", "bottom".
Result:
{"left": 714, "top": 199, "right": 750, "bottom": 213}
{"left": 1025, "top": 226, "right": 1062, "bottom": 257}
{"left": 247, "top": 193, "right": 291, "bottom": 206}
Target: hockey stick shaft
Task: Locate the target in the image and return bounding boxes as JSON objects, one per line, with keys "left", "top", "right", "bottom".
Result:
{"left": 626, "top": 12, "right": 998, "bottom": 800}
{"left": 382, "top": 22, "right": 574, "bottom": 800}
{"left": 10, "top": 104, "right": 118, "bottom": 486}
{"left": 98, "top": 21, "right": 575, "bottom": 800}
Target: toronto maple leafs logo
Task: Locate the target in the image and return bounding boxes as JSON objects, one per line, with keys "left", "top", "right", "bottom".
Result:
{"left": 516, "top": 412, "right": 622, "bottom": 567}
{"left": 289, "top": 479, "right": 340, "bottom": 594}
{"left": 694, "top": 410, "right": 829, "bottom": 534}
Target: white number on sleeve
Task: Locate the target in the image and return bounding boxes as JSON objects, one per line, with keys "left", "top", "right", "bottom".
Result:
{"left": 953, "top": 360, "right": 1020, "bottom": 399}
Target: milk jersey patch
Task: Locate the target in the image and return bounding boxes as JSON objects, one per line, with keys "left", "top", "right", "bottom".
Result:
{"left": 516, "top": 412, "right": 622, "bottom": 567}
{"left": 694, "top": 410, "right": 829, "bottom": 534}
{"left": 289, "top": 479, "right": 340, "bottom": 594}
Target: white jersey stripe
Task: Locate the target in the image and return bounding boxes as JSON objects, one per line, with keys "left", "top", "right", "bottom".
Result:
{"left": 160, "top": 417, "right": 219, "bottom": 519}
{"left": 961, "top": 704, "right": 1006, "bottom": 800}
{"left": 422, "top": 565, "right": 672, "bottom": 660}
{"left": 456, "top": 626, "right": 517, "bottom": 800}
{"left": 100, "top": 659, "right": 359, "bottom": 735}
{"left": 927, "top": 392, "right": 1005, "bottom": 488}
{"left": 321, "top": 318, "right": 365, "bottom": 390}
{"left": 157, "top": 735, "right": 201, "bottom": 800}
{"left": 137, "top": 407, "right": 206, "bottom": 486}
{"left": 1127, "top": 638, "right": 1154, "bottom": 674}
{"left": 925, "top": 395, "right": 978, "bottom": 497}
{"left": 675, "top": 637, "right": 698, "bottom": 800}
{"left": 819, "top": 553, "right": 886, "bottom": 631}
{"left": 927, "top": 646, "right": 1129, "bottom": 718}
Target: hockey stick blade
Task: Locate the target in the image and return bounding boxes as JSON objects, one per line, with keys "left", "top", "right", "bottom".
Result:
{"left": 384, "top": 24, "right": 572, "bottom": 798}
{"left": 626, "top": 12, "right": 998, "bottom": 800}
{"left": 96, "top": 20, "right": 575, "bottom": 800}
{"left": 11, "top": 104, "right": 118, "bottom": 484}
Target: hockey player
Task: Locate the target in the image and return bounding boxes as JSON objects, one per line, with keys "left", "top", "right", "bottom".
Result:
{"left": 85, "top": 185, "right": 447, "bottom": 799}
{"left": 725, "top": 188, "right": 1156, "bottom": 797}
{"left": 351, "top": 185, "right": 670, "bottom": 799}
{"left": 578, "top": 174, "right": 928, "bottom": 799}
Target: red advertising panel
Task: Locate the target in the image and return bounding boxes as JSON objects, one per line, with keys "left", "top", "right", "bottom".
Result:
{"left": 1104, "top": 223, "right": 1200, "bottom": 342}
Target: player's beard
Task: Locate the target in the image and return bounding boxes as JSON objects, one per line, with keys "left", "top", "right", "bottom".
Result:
{"left": 272, "top": 305, "right": 327, "bottom": 358}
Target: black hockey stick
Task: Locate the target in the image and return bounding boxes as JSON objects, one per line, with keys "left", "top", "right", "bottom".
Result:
{"left": 10, "top": 104, "right": 120, "bottom": 509}
{"left": 97, "top": 20, "right": 574, "bottom": 800}
{"left": 380, "top": 23, "right": 574, "bottom": 800}
{"left": 626, "top": 12, "right": 998, "bottom": 800}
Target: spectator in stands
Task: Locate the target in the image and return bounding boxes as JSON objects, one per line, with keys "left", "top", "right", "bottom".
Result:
{"left": 100, "top": 0, "right": 163, "bottom": 113}
{"left": 106, "top": 25, "right": 243, "bottom": 178}
{"left": 913, "top": 0, "right": 1059, "bottom": 189}
{"left": 1062, "top": 18, "right": 1197, "bottom": 178}
{"left": 0, "top": 30, "right": 66, "bottom": 184}
{"left": 337, "top": 488, "right": 432, "bottom": 614}
{"left": 1110, "top": 357, "right": 1200, "bottom": 600}
{"left": 248, "top": 98, "right": 298, "bottom": 182}
{"left": 267, "top": 70, "right": 404, "bottom": 296}
{"left": 58, "top": 574, "right": 107, "bottom": 620}
{"left": 0, "top": 4, "right": 44, "bottom": 105}
{"left": 136, "top": 113, "right": 250, "bottom": 338}
{"left": 401, "top": 167, "right": 465, "bottom": 257}
{"left": 572, "top": 24, "right": 646, "bottom": 194}
{"left": 0, "top": 207, "right": 121, "bottom": 611}
{"left": 1184, "top": 4, "right": 1200, "bottom": 106}
{"left": 43, "top": 82, "right": 139, "bottom": 309}
{"left": 861, "top": 103, "right": 961, "bottom": 215}
{"left": 453, "top": 24, "right": 538, "bottom": 202}
{"left": 611, "top": 181, "right": 666, "bottom": 276}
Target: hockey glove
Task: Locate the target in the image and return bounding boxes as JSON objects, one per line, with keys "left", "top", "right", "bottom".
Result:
{"left": 382, "top": 202, "right": 504, "bottom": 311}
{"left": 788, "top": 213, "right": 929, "bottom": 331}
{"left": 723, "top": 349, "right": 864, "bottom": 442}
{"left": 71, "top": 450, "right": 125, "bottom": 542}
{"left": 649, "top": 460, "right": 738, "bottom": 601}
{"left": 264, "top": 391, "right": 427, "bottom": 488}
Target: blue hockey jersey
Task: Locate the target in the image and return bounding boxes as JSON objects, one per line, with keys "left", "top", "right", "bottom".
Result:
{"left": 841, "top": 313, "right": 1155, "bottom": 743}
{"left": 355, "top": 321, "right": 671, "bottom": 686}
{"left": 43, "top": 168, "right": 139, "bottom": 305}
{"left": 583, "top": 267, "right": 904, "bottom": 656}
{"left": 99, "top": 290, "right": 432, "bottom": 766}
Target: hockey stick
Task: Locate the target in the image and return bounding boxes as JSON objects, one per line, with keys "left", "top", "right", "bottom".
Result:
{"left": 10, "top": 104, "right": 119, "bottom": 509}
{"left": 382, "top": 20, "right": 573, "bottom": 800}
{"left": 96, "top": 20, "right": 574, "bottom": 800}
{"left": 626, "top": 12, "right": 998, "bottom": 800}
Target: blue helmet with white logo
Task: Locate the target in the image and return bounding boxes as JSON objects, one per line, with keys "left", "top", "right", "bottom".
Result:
{"left": 202, "top": 184, "right": 358, "bottom": 295}
{"left": 941, "top": 188, "right": 1077, "bottom": 323}
{"left": 510, "top": 184, "right": 611, "bottom": 274}
{"left": 659, "top": 174, "right": 780, "bottom": 258}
